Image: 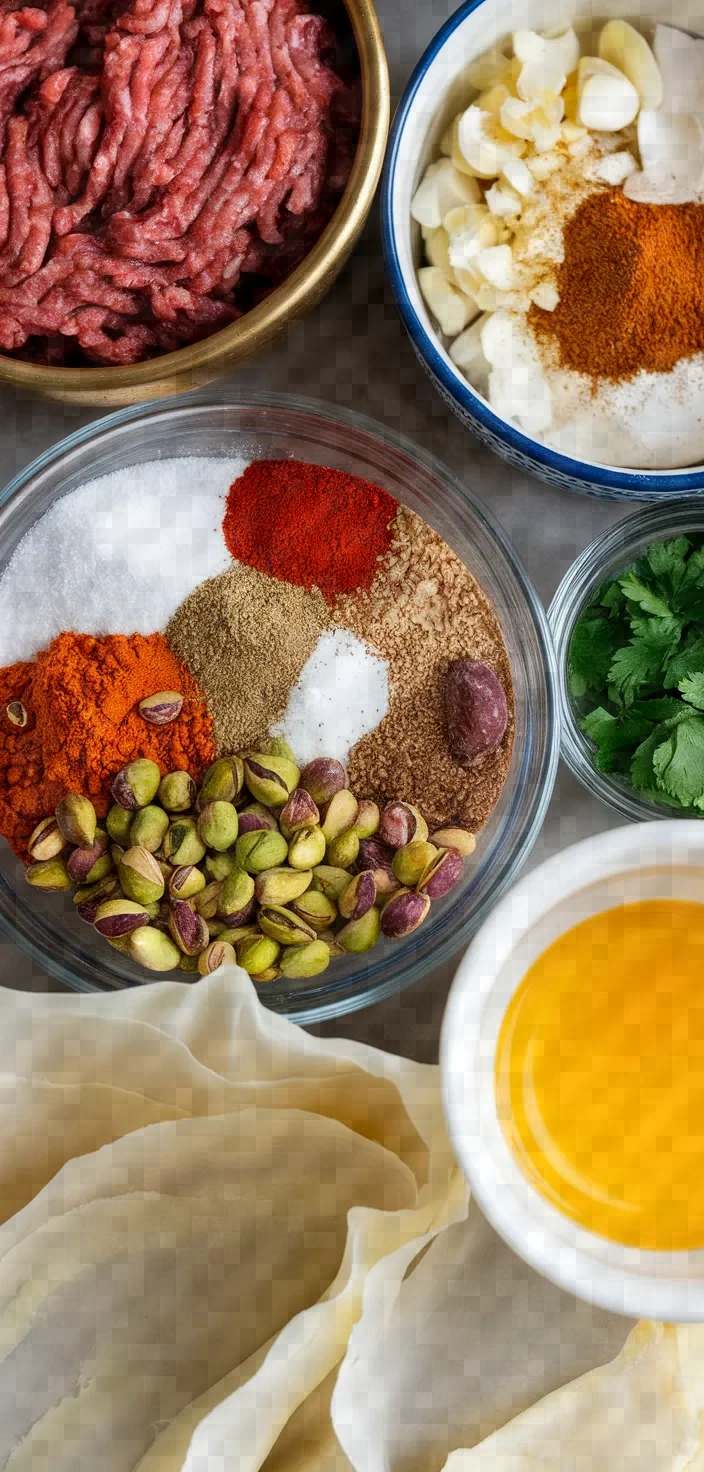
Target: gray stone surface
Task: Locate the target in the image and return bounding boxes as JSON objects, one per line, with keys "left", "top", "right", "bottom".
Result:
{"left": 0, "top": 0, "right": 635, "bottom": 1054}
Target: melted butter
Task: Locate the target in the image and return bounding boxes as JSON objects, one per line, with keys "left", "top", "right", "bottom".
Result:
{"left": 495, "top": 899, "right": 704, "bottom": 1250}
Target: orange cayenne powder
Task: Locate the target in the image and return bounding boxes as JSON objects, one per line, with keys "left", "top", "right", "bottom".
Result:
{"left": 530, "top": 188, "right": 704, "bottom": 382}
{"left": 0, "top": 631, "right": 215, "bottom": 856}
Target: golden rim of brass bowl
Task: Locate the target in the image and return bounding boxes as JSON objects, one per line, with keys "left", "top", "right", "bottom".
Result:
{"left": 0, "top": 0, "right": 389, "bottom": 407}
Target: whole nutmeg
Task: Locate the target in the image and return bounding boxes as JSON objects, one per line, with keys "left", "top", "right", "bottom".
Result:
{"left": 380, "top": 889, "right": 431, "bottom": 940}
{"left": 138, "top": 690, "right": 184, "bottom": 726}
{"left": 299, "top": 758, "right": 347, "bottom": 806}
{"left": 444, "top": 658, "right": 508, "bottom": 764}
{"left": 279, "top": 788, "right": 320, "bottom": 839}
{"left": 168, "top": 899, "right": 210, "bottom": 956}
{"left": 378, "top": 802, "right": 428, "bottom": 850}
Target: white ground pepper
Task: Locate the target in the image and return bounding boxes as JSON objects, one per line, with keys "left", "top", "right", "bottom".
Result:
{"left": 167, "top": 564, "right": 329, "bottom": 755}
{"left": 333, "top": 509, "right": 514, "bottom": 831}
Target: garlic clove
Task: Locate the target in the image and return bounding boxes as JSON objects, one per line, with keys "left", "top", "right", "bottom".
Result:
{"left": 543, "top": 25, "right": 581, "bottom": 77}
{"left": 526, "top": 150, "right": 564, "bottom": 179}
{"left": 452, "top": 264, "right": 483, "bottom": 301}
{"left": 449, "top": 313, "right": 492, "bottom": 393}
{"left": 577, "top": 57, "right": 641, "bottom": 131}
{"left": 411, "top": 158, "right": 482, "bottom": 229}
{"left": 485, "top": 181, "right": 523, "bottom": 220}
{"left": 477, "top": 243, "right": 518, "bottom": 290}
{"left": 530, "top": 280, "right": 559, "bottom": 311}
{"left": 418, "top": 266, "right": 477, "bottom": 337}
{"left": 599, "top": 19, "right": 663, "bottom": 111}
{"left": 500, "top": 96, "right": 538, "bottom": 141}
{"left": 424, "top": 226, "right": 451, "bottom": 272}
{"left": 443, "top": 203, "right": 490, "bottom": 236}
{"left": 448, "top": 212, "right": 501, "bottom": 267}
{"left": 457, "top": 105, "right": 525, "bottom": 177}
{"left": 502, "top": 157, "right": 534, "bottom": 196}
{"left": 512, "top": 29, "right": 545, "bottom": 64}
{"left": 653, "top": 23, "right": 704, "bottom": 116}
{"left": 517, "top": 54, "right": 566, "bottom": 105}
{"left": 476, "top": 82, "right": 511, "bottom": 116}
{"left": 624, "top": 109, "right": 704, "bottom": 204}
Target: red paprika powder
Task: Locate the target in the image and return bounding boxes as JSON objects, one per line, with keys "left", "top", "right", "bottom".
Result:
{"left": 223, "top": 460, "right": 398, "bottom": 598}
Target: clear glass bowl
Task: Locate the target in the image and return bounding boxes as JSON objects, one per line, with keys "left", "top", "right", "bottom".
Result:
{"left": 549, "top": 498, "right": 704, "bottom": 823}
{"left": 0, "top": 391, "right": 558, "bottom": 1022}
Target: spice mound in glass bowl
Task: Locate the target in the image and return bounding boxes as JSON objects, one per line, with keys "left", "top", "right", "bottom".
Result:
{"left": 0, "top": 0, "right": 361, "bottom": 367}
{"left": 0, "top": 395, "right": 556, "bottom": 1020}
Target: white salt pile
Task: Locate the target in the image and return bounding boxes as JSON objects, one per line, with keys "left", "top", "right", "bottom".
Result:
{"left": 0, "top": 456, "right": 247, "bottom": 664}
{"left": 271, "top": 628, "right": 389, "bottom": 766}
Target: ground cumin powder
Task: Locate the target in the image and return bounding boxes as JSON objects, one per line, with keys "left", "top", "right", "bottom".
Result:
{"left": 530, "top": 188, "right": 704, "bottom": 382}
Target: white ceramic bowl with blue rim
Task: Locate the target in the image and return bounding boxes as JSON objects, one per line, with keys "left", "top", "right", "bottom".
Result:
{"left": 382, "top": 0, "right": 704, "bottom": 502}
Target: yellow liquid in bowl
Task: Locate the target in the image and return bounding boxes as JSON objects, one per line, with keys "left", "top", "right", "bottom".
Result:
{"left": 495, "top": 899, "right": 704, "bottom": 1250}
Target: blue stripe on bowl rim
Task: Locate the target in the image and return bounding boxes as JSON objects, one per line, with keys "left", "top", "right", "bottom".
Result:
{"left": 380, "top": 0, "right": 704, "bottom": 500}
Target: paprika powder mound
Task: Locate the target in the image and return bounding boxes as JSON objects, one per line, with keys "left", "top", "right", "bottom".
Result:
{"left": 223, "top": 460, "right": 398, "bottom": 598}
{"left": 0, "top": 631, "right": 215, "bottom": 857}
{"left": 530, "top": 188, "right": 704, "bottom": 383}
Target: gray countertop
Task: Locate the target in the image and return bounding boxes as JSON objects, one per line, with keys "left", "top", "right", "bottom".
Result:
{"left": 0, "top": 0, "right": 634, "bottom": 1053}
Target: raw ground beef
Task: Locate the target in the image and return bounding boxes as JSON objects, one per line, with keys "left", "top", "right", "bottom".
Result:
{"left": 0, "top": 0, "right": 359, "bottom": 364}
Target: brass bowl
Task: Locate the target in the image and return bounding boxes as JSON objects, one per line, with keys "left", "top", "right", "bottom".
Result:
{"left": 0, "top": 0, "right": 389, "bottom": 408}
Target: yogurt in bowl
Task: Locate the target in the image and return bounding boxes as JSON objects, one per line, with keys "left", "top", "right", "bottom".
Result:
{"left": 442, "top": 821, "right": 704, "bottom": 1320}
{"left": 382, "top": 0, "right": 704, "bottom": 500}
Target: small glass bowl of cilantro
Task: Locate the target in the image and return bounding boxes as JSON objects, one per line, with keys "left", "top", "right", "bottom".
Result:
{"left": 550, "top": 501, "right": 704, "bottom": 821}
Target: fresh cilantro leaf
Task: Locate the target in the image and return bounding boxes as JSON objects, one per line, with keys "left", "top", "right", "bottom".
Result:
{"left": 608, "top": 617, "right": 683, "bottom": 704}
{"left": 568, "top": 616, "right": 627, "bottom": 698}
{"left": 600, "top": 582, "right": 626, "bottom": 619}
{"left": 652, "top": 716, "right": 704, "bottom": 806}
{"left": 580, "top": 706, "right": 653, "bottom": 772}
{"left": 618, "top": 572, "right": 673, "bottom": 619}
{"left": 677, "top": 543, "right": 704, "bottom": 591}
{"left": 679, "top": 673, "right": 704, "bottom": 711}
{"left": 646, "top": 538, "right": 691, "bottom": 598}
{"left": 630, "top": 697, "right": 687, "bottom": 722}
{"left": 664, "top": 636, "right": 704, "bottom": 687}
{"left": 630, "top": 730, "right": 660, "bottom": 791}
{"left": 669, "top": 586, "right": 704, "bottom": 622}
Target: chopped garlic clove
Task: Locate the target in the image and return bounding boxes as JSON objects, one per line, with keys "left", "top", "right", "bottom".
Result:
{"left": 561, "top": 120, "right": 587, "bottom": 144}
{"left": 513, "top": 29, "right": 545, "bottom": 64}
{"left": 418, "top": 266, "right": 476, "bottom": 337}
{"left": 502, "top": 157, "right": 534, "bottom": 196}
{"left": 444, "top": 202, "right": 490, "bottom": 235}
{"left": 425, "top": 226, "right": 451, "bottom": 272}
{"left": 466, "top": 43, "right": 511, "bottom": 90}
{"left": 448, "top": 212, "right": 501, "bottom": 267}
{"left": 599, "top": 19, "right": 663, "bottom": 112}
{"left": 501, "top": 96, "right": 563, "bottom": 151}
{"left": 625, "top": 109, "right": 704, "bottom": 204}
{"left": 476, "top": 82, "right": 512, "bottom": 116}
{"left": 590, "top": 149, "right": 638, "bottom": 185}
{"left": 453, "top": 264, "right": 483, "bottom": 300}
{"left": 543, "top": 25, "right": 581, "bottom": 77}
{"left": 526, "top": 150, "right": 563, "bottom": 179}
{"left": 477, "top": 243, "right": 517, "bottom": 290}
{"left": 530, "top": 280, "right": 559, "bottom": 310}
{"left": 517, "top": 54, "right": 566, "bottom": 105}
{"left": 500, "top": 96, "right": 539, "bottom": 141}
{"left": 411, "top": 158, "right": 482, "bottom": 229}
{"left": 577, "top": 57, "right": 640, "bottom": 131}
{"left": 475, "top": 283, "right": 500, "bottom": 312}
{"left": 449, "top": 313, "right": 492, "bottom": 393}
{"left": 485, "top": 181, "right": 523, "bottom": 219}
{"left": 653, "top": 23, "right": 704, "bottom": 116}
{"left": 457, "top": 105, "right": 525, "bottom": 177}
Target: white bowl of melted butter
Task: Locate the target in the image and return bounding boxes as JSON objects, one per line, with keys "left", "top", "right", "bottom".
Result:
{"left": 442, "top": 820, "right": 704, "bottom": 1320}
{"left": 383, "top": 0, "right": 704, "bottom": 498}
